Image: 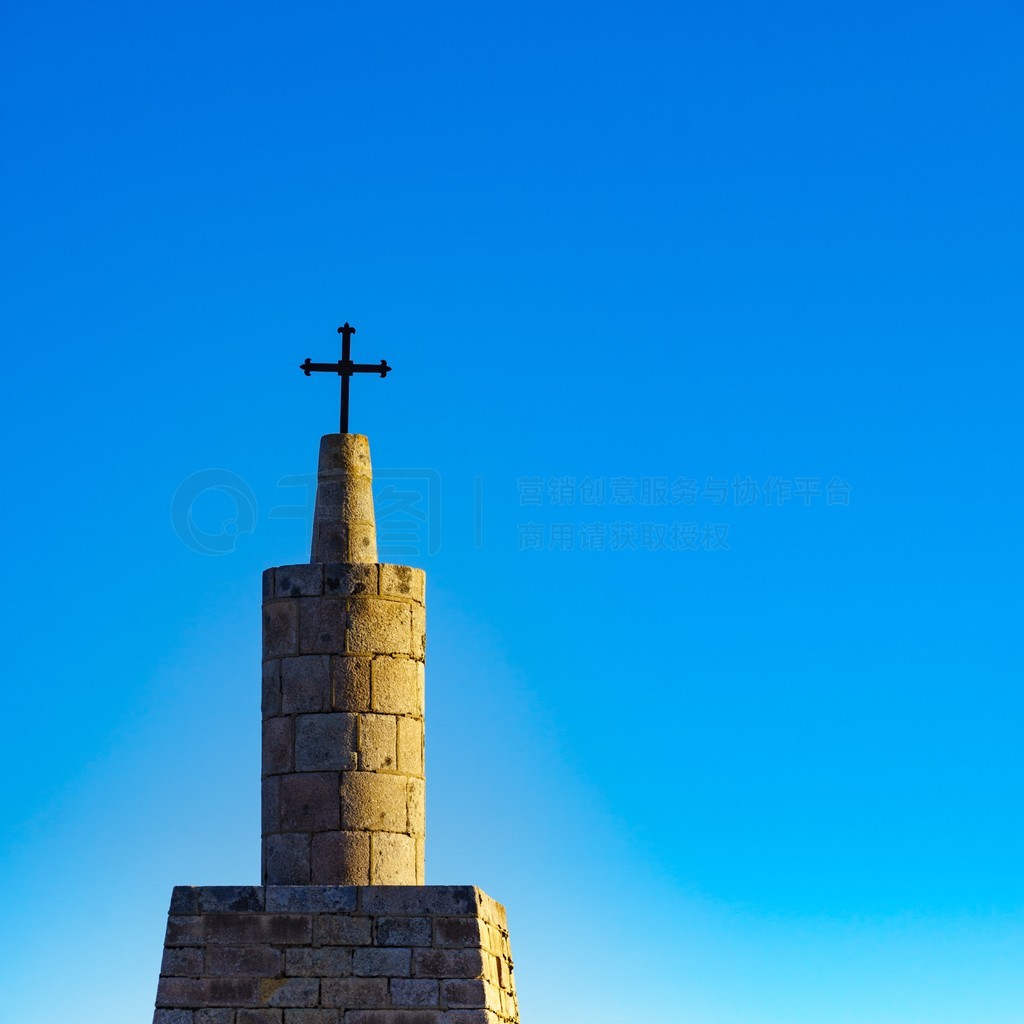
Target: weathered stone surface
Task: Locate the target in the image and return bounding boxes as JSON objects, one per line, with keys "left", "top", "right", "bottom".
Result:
{"left": 358, "top": 714, "right": 397, "bottom": 772}
{"left": 370, "top": 659, "right": 421, "bottom": 715}
{"left": 370, "top": 834, "right": 416, "bottom": 885}
{"left": 379, "top": 565, "right": 425, "bottom": 604}
{"left": 205, "top": 944, "right": 283, "bottom": 977}
{"left": 161, "top": 947, "right": 204, "bottom": 976}
{"left": 353, "top": 946, "right": 412, "bottom": 978}
{"left": 196, "top": 1010, "right": 236, "bottom": 1024}
{"left": 279, "top": 773, "right": 341, "bottom": 832}
{"left": 390, "top": 978, "right": 439, "bottom": 1007}
{"left": 406, "top": 778, "right": 425, "bottom": 838}
{"left": 264, "top": 717, "right": 294, "bottom": 775}
{"left": 155, "top": 1007, "right": 194, "bottom": 1023}
{"left": 319, "top": 977, "right": 389, "bottom": 1009}
{"left": 346, "top": 598, "right": 412, "bottom": 657}
{"left": 170, "top": 886, "right": 200, "bottom": 914}
{"left": 261, "top": 977, "right": 320, "bottom": 1007}
{"left": 411, "top": 948, "right": 486, "bottom": 980}
{"left": 324, "top": 563, "right": 378, "bottom": 597}
{"left": 295, "top": 714, "right": 356, "bottom": 772}
{"left": 264, "top": 832, "right": 312, "bottom": 885}
{"left": 315, "top": 914, "right": 373, "bottom": 946}
{"left": 264, "top": 602, "right": 299, "bottom": 658}
{"left": 432, "top": 918, "right": 482, "bottom": 949}
{"left": 266, "top": 887, "right": 357, "bottom": 913}
{"left": 276, "top": 564, "right": 323, "bottom": 598}
{"left": 340, "top": 772, "right": 408, "bottom": 832}
{"left": 286, "top": 946, "right": 354, "bottom": 977}
{"left": 396, "top": 718, "right": 423, "bottom": 776}
{"left": 155, "top": 887, "right": 517, "bottom": 1022}
{"left": 237, "top": 1010, "right": 281, "bottom": 1024}
{"left": 311, "top": 831, "right": 370, "bottom": 886}
{"left": 263, "top": 660, "right": 283, "bottom": 715}
{"left": 281, "top": 656, "right": 331, "bottom": 714}
{"left": 299, "top": 597, "right": 348, "bottom": 655}
{"left": 331, "top": 656, "right": 371, "bottom": 712}
{"left": 376, "top": 916, "right": 432, "bottom": 947}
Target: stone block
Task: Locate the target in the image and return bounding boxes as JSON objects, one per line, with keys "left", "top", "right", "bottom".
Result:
{"left": 370, "top": 659, "right": 421, "bottom": 715}
{"left": 204, "top": 913, "right": 313, "bottom": 946}
{"left": 263, "top": 717, "right": 294, "bottom": 775}
{"left": 411, "top": 948, "right": 486, "bottom": 980}
{"left": 170, "top": 886, "right": 200, "bottom": 914}
{"left": 262, "top": 568, "right": 276, "bottom": 601}
{"left": 359, "top": 887, "right": 480, "bottom": 917}
{"left": 237, "top": 1012, "right": 281, "bottom": 1024}
{"left": 332, "top": 656, "right": 371, "bottom": 712}
{"left": 358, "top": 714, "right": 397, "bottom": 771}
{"left": 299, "top": 597, "right": 348, "bottom": 654}
{"left": 284, "top": 1012, "right": 340, "bottom": 1024}
{"left": 276, "top": 565, "right": 323, "bottom": 598}
{"left": 194, "top": 1008, "right": 235, "bottom": 1024}
{"left": 369, "top": 833, "right": 416, "bottom": 885}
{"left": 347, "top": 1013, "right": 443, "bottom": 1024}
{"left": 294, "top": 714, "right": 356, "bottom": 772}
{"left": 265, "top": 886, "right": 357, "bottom": 913}
{"left": 324, "top": 563, "right": 378, "bottom": 597}
{"left": 353, "top": 946, "right": 412, "bottom": 978}
{"left": 166, "top": 915, "right": 205, "bottom": 946}
{"left": 157, "top": 976, "right": 260, "bottom": 1007}
{"left": 440, "top": 1012, "right": 495, "bottom": 1024}
{"left": 279, "top": 773, "right": 340, "bottom": 832}
{"left": 285, "top": 946, "right": 353, "bottom": 977}
{"left": 340, "top": 773, "right": 408, "bottom": 832}
{"left": 376, "top": 916, "right": 432, "bottom": 948}
{"left": 432, "top": 918, "right": 482, "bottom": 949}
{"left": 348, "top": 523, "right": 377, "bottom": 562}
{"left": 396, "top": 718, "right": 423, "bottom": 776}
{"left": 319, "top": 976, "right": 389, "bottom": 1009}
{"left": 197, "top": 888, "right": 264, "bottom": 915}
{"left": 390, "top": 979, "right": 439, "bottom": 1007}
{"left": 205, "top": 945, "right": 283, "bottom": 977}
{"left": 161, "top": 946, "right": 203, "bottom": 976}
{"left": 263, "top": 602, "right": 299, "bottom": 658}
{"left": 281, "top": 656, "right": 331, "bottom": 713}
{"left": 264, "top": 833, "right": 311, "bottom": 885}
{"left": 259, "top": 978, "right": 320, "bottom": 1008}
{"left": 407, "top": 778, "right": 425, "bottom": 836}
{"left": 311, "top": 831, "right": 370, "bottom": 885}
{"left": 154, "top": 1009, "right": 193, "bottom": 1024}
{"left": 263, "top": 660, "right": 282, "bottom": 715}
{"left": 315, "top": 913, "right": 373, "bottom": 946}
{"left": 261, "top": 777, "right": 281, "bottom": 833}
{"left": 439, "top": 980, "right": 494, "bottom": 1011}
{"left": 346, "top": 598, "right": 412, "bottom": 656}
{"left": 379, "top": 565, "right": 425, "bottom": 603}
{"left": 411, "top": 604, "right": 426, "bottom": 660}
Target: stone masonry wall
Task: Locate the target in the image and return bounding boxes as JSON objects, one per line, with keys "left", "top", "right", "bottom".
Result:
{"left": 154, "top": 885, "right": 519, "bottom": 1024}
{"left": 262, "top": 562, "right": 426, "bottom": 886}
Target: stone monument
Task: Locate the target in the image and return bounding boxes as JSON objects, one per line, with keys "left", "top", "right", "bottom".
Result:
{"left": 152, "top": 327, "right": 521, "bottom": 1024}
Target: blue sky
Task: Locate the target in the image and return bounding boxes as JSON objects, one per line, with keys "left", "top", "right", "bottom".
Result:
{"left": 2, "top": 1, "right": 1023, "bottom": 1021}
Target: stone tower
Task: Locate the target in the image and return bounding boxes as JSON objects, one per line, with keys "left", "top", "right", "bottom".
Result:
{"left": 152, "top": 433, "right": 521, "bottom": 1024}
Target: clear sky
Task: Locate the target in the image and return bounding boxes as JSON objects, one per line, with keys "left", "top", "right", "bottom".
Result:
{"left": 2, "top": 2, "right": 1023, "bottom": 1021}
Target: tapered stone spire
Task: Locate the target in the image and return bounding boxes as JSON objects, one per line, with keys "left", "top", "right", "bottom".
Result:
{"left": 310, "top": 433, "right": 378, "bottom": 564}
{"left": 262, "top": 433, "right": 425, "bottom": 886}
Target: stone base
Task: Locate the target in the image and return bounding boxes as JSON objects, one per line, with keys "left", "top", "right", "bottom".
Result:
{"left": 153, "top": 885, "right": 519, "bottom": 1024}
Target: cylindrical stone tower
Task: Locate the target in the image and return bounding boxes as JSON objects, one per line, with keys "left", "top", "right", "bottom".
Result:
{"left": 261, "top": 434, "right": 426, "bottom": 886}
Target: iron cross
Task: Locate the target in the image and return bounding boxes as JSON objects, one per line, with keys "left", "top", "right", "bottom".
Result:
{"left": 300, "top": 323, "right": 392, "bottom": 433}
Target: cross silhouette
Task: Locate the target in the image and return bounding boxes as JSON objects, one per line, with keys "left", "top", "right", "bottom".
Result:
{"left": 299, "top": 323, "right": 392, "bottom": 433}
